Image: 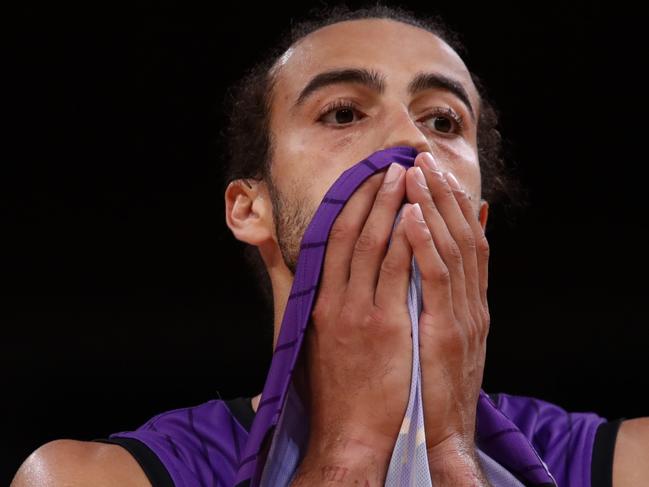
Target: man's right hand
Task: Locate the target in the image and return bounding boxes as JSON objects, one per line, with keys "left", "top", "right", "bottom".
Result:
{"left": 291, "top": 162, "right": 414, "bottom": 486}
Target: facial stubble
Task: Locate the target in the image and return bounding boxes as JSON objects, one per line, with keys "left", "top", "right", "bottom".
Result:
{"left": 266, "top": 176, "right": 318, "bottom": 275}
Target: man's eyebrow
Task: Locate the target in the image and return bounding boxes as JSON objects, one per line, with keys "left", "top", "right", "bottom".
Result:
{"left": 293, "top": 68, "right": 385, "bottom": 108}
{"left": 292, "top": 67, "right": 476, "bottom": 122}
{"left": 408, "top": 71, "right": 476, "bottom": 122}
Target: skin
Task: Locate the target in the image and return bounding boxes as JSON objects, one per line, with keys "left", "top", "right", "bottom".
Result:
{"left": 11, "top": 17, "right": 648, "bottom": 487}
{"left": 252, "top": 18, "right": 485, "bottom": 348}
{"left": 239, "top": 18, "right": 491, "bottom": 485}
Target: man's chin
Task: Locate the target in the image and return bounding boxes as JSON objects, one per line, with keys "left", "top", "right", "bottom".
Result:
{"left": 277, "top": 244, "right": 298, "bottom": 276}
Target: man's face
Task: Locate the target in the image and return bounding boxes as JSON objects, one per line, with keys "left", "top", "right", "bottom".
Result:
{"left": 266, "top": 18, "right": 482, "bottom": 273}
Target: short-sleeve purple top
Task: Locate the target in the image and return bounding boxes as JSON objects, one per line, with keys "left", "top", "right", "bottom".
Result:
{"left": 95, "top": 147, "right": 620, "bottom": 487}
{"left": 94, "top": 392, "right": 617, "bottom": 487}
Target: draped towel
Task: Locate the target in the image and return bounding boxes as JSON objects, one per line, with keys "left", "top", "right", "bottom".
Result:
{"left": 234, "top": 146, "right": 557, "bottom": 487}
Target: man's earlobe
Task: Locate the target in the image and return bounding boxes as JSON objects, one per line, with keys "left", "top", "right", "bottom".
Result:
{"left": 224, "top": 179, "right": 274, "bottom": 245}
{"left": 479, "top": 199, "right": 489, "bottom": 231}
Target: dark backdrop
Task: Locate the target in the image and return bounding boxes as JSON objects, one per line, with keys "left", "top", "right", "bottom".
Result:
{"left": 4, "top": 1, "right": 648, "bottom": 483}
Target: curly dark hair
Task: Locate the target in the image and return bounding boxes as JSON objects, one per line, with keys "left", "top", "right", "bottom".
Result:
{"left": 218, "top": 2, "right": 523, "bottom": 310}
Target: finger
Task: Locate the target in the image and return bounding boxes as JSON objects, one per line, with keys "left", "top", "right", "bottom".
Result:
{"left": 346, "top": 163, "right": 406, "bottom": 306}
{"left": 405, "top": 165, "right": 469, "bottom": 319}
{"left": 374, "top": 205, "right": 413, "bottom": 312}
{"left": 450, "top": 185, "right": 490, "bottom": 314}
{"left": 319, "top": 171, "right": 384, "bottom": 296}
{"left": 414, "top": 153, "right": 480, "bottom": 317}
{"left": 403, "top": 203, "right": 453, "bottom": 321}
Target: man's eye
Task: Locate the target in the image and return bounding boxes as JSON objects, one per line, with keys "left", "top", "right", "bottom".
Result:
{"left": 317, "top": 101, "right": 464, "bottom": 136}
{"left": 421, "top": 107, "right": 465, "bottom": 135}
{"left": 318, "top": 101, "right": 362, "bottom": 125}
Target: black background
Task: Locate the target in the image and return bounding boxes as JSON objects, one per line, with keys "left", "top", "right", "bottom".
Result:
{"left": 4, "top": 1, "right": 649, "bottom": 483}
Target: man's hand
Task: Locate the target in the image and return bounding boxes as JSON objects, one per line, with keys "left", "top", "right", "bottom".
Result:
{"left": 292, "top": 153, "right": 491, "bottom": 486}
{"left": 402, "top": 151, "right": 491, "bottom": 485}
{"left": 292, "top": 162, "right": 414, "bottom": 486}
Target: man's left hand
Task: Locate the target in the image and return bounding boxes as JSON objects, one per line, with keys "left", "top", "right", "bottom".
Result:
{"left": 402, "top": 151, "right": 491, "bottom": 485}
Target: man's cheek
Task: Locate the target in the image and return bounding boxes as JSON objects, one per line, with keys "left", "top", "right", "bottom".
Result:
{"left": 330, "top": 132, "right": 356, "bottom": 152}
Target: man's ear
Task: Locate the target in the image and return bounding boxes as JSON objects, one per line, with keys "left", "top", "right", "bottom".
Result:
{"left": 479, "top": 199, "right": 489, "bottom": 231}
{"left": 225, "top": 179, "right": 275, "bottom": 246}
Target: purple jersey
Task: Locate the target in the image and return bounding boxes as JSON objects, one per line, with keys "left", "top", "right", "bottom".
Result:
{"left": 95, "top": 147, "right": 621, "bottom": 487}
{"left": 94, "top": 392, "right": 618, "bottom": 487}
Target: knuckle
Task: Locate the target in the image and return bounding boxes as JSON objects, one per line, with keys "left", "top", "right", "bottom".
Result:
{"left": 454, "top": 188, "right": 470, "bottom": 202}
{"left": 311, "top": 292, "right": 334, "bottom": 325}
{"left": 423, "top": 200, "right": 438, "bottom": 214}
{"left": 380, "top": 256, "right": 403, "bottom": 280}
{"left": 466, "top": 314, "right": 480, "bottom": 338}
{"left": 412, "top": 218, "right": 433, "bottom": 243}
{"left": 376, "top": 181, "right": 396, "bottom": 201}
{"left": 442, "top": 241, "right": 463, "bottom": 264}
{"left": 338, "top": 300, "right": 358, "bottom": 327}
{"left": 328, "top": 220, "right": 354, "bottom": 243}
{"left": 445, "top": 329, "right": 467, "bottom": 356}
{"left": 481, "top": 305, "right": 491, "bottom": 328}
{"left": 416, "top": 313, "right": 437, "bottom": 340}
{"left": 417, "top": 314, "right": 435, "bottom": 338}
{"left": 439, "top": 185, "right": 455, "bottom": 199}
{"left": 459, "top": 227, "right": 476, "bottom": 250}
{"left": 477, "top": 323, "right": 489, "bottom": 343}
{"left": 433, "top": 265, "right": 451, "bottom": 284}
{"left": 476, "top": 306, "right": 491, "bottom": 341}
{"left": 444, "top": 326, "right": 464, "bottom": 349}
{"left": 354, "top": 230, "right": 381, "bottom": 255}
{"left": 364, "top": 305, "right": 389, "bottom": 329}
{"left": 421, "top": 320, "right": 463, "bottom": 352}
{"left": 310, "top": 305, "right": 326, "bottom": 326}
{"left": 476, "top": 234, "right": 490, "bottom": 256}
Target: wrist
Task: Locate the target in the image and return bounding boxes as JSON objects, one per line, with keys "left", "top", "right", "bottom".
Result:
{"left": 291, "top": 435, "right": 392, "bottom": 486}
{"left": 427, "top": 436, "right": 490, "bottom": 487}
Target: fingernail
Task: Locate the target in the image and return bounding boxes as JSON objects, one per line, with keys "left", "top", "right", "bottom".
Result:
{"left": 413, "top": 166, "right": 427, "bottom": 187}
{"left": 446, "top": 172, "right": 463, "bottom": 192}
{"left": 412, "top": 203, "right": 425, "bottom": 221}
{"left": 421, "top": 152, "right": 440, "bottom": 172}
{"left": 384, "top": 163, "right": 401, "bottom": 184}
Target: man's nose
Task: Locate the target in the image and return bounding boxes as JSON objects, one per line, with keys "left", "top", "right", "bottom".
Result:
{"left": 379, "top": 106, "right": 432, "bottom": 155}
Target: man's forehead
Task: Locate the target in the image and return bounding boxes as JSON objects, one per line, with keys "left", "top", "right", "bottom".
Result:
{"left": 271, "top": 19, "right": 478, "bottom": 106}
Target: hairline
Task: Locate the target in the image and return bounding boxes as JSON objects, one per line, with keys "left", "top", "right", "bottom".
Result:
{"left": 268, "top": 17, "right": 483, "bottom": 104}
{"left": 263, "top": 18, "right": 484, "bottom": 184}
